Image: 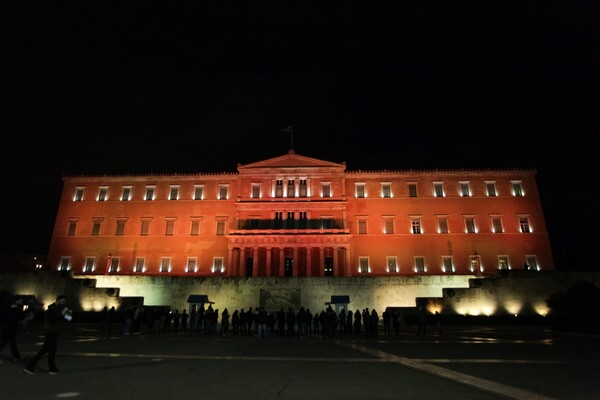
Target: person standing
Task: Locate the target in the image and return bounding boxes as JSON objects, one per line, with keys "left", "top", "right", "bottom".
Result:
{"left": 24, "top": 295, "right": 71, "bottom": 374}
{"left": 0, "top": 296, "right": 24, "bottom": 361}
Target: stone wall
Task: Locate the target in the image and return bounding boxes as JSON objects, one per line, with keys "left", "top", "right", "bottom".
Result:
{"left": 1, "top": 270, "right": 599, "bottom": 317}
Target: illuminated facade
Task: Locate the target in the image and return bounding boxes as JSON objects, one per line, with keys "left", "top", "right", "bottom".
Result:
{"left": 47, "top": 150, "right": 554, "bottom": 278}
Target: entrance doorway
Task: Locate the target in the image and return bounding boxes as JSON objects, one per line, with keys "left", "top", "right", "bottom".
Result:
{"left": 284, "top": 257, "right": 293, "bottom": 277}
{"left": 246, "top": 257, "right": 253, "bottom": 277}
{"left": 324, "top": 257, "right": 333, "bottom": 276}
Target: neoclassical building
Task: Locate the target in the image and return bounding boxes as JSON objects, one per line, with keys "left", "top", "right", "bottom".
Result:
{"left": 47, "top": 150, "right": 554, "bottom": 278}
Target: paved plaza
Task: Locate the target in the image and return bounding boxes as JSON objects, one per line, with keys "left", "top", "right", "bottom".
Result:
{"left": 1, "top": 323, "right": 598, "bottom": 400}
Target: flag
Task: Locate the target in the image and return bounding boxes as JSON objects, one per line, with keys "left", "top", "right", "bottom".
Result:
{"left": 281, "top": 125, "right": 292, "bottom": 133}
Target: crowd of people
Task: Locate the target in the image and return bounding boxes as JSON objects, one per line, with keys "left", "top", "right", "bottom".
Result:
{"left": 111, "top": 304, "right": 419, "bottom": 339}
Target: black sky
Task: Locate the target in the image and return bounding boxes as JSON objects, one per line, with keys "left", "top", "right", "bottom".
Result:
{"left": 1, "top": 1, "right": 598, "bottom": 269}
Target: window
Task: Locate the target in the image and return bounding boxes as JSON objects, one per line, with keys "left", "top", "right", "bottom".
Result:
{"left": 512, "top": 181, "right": 523, "bottom": 196}
{"left": 465, "top": 217, "right": 476, "bottom": 233}
{"left": 469, "top": 255, "right": 481, "bottom": 273}
{"left": 408, "top": 183, "right": 417, "bottom": 198}
{"left": 216, "top": 220, "right": 226, "bottom": 236}
{"left": 83, "top": 257, "right": 95, "bottom": 273}
{"left": 275, "top": 180, "right": 283, "bottom": 197}
{"left": 108, "top": 257, "right": 119, "bottom": 273}
{"left": 299, "top": 211, "right": 307, "bottom": 220}
{"left": 251, "top": 184, "right": 261, "bottom": 199}
{"left": 321, "top": 218, "right": 333, "bottom": 229}
{"left": 442, "top": 256, "right": 454, "bottom": 273}
{"left": 486, "top": 181, "right": 497, "bottom": 196}
{"left": 212, "top": 257, "right": 224, "bottom": 273}
{"left": 525, "top": 255, "right": 538, "bottom": 271}
{"left": 299, "top": 179, "right": 307, "bottom": 197}
{"left": 145, "top": 186, "right": 155, "bottom": 201}
{"left": 358, "top": 219, "right": 367, "bottom": 234}
{"left": 121, "top": 186, "right": 132, "bottom": 201}
{"left": 459, "top": 181, "right": 470, "bottom": 197}
{"left": 411, "top": 217, "right": 422, "bottom": 234}
{"left": 134, "top": 257, "right": 145, "bottom": 273}
{"left": 322, "top": 183, "right": 331, "bottom": 198}
{"left": 190, "top": 220, "right": 200, "bottom": 236}
{"left": 433, "top": 182, "right": 444, "bottom": 197}
{"left": 437, "top": 216, "right": 449, "bottom": 234}
{"left": 492, "top": 216, "right": 503, "bottom": 233}
{"left": 67, "top": 221, "right": 77, "bottom": 236}
{"left": 59, "top": 257, "right": 70, "bottom": 271}
{"left": 381, "top": 183, "right": 392, "bottom": 198}
{"left": 74, "top": 187, "right": 85, "bottom": 202}
{"left": 116, "top": 219, "right": 126, "bottom": 236}
{"left": 186, "top": 258, "right": 197, "bottom": 273}
{"left": 91, "top": 220, "right": 102, "bottom": 236}
{"left": 165, "top": 220, "right": 175, "bottom": 236}
{"left": 384, "top": 218, "right": 394, "bottom": 234}
{"left": 287, "top": 179, "right": 295, "bottom": 197}
{"left": 519, "top": 216, "right": 531, "bottom": 233}
{"left": 355, "top": 183, "right": 365, "bottom": 198}
{"left": 387, "top": 257, "right": 398, "bottom": 273}
{"left": 140, "top": 219, "right": 150, "bottom": 236}
{"left": 498, "top": 255, "right": 509, "bottom": 270}
{"left": 169, "top": 186, "right": 179, "bottom": 200}
{"left": 218, "top": 185, "right": 229, "bottom": 200}
{"left": 358, "top": 257, "right": 370, "bottom": 273}
{"left": 98, "top": 187, "right": 108, "bottom": 201}
{"left": 160, "top": 257, "right": 171, "bottom": 273}
{"left": 414, "top": 257, "right": 425, "bottom": 273}
{"left": 194, "top": 185, "right": 204, "bottom": 200}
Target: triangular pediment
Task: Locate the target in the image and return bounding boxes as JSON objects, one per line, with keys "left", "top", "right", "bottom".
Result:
{"left": 238, "top": 150, "right": 346, "bottom": 171}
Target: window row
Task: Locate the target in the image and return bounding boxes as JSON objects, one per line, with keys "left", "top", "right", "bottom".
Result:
{"left": 65, "top": 214, "right": 532, "bottom": 237}
{"left": 357, "top": 254, "right": 539, "bottom": 273}
{"left": 58, "top": 253, "right": 540, "bottom": 274}
{"left": 358, "top": 215, "right": 532, "bottom": 234}
{"left": 353, "top": 180, "right": 524, "bottom": 198}
{"left": 72, "top": 180, "right": 525, "bottom": 202}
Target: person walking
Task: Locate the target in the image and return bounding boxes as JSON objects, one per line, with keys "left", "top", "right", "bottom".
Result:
{"left": 24, "top": 295, "right": 71, "bottom": 374}
{"left": 0, "top": 296, "right": 25, "bottom": 361}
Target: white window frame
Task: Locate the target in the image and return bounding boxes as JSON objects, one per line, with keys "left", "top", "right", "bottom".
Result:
{"left": 251, "top": 183, "right": 261, "bottom": 199}
{"left": 497, "top": 255, "right": 509, "bottom": 270}
{"left": 74, "top": 187, "right": 84, "bottom": 202}
{"left": 485, "top": 181, "right": 497, "bottom": 197}
{"left": 525, "top": 255, "right": 539, "bottom": 271}
{"left": 358, "top": 257, "right": 370, "bottom": 274}
{"left": 84, "top": 257, "right": 95, "bottom": 273}
{"left": 116, "top": 219, "right": 127, "bottom": 236}
{"left": 169, "top": 185, "right": 180, "bottom": 200}
{"left": 381, "top": 182, "right": 392, "bottom": 198}
{"left": 134, "top": 257, "right": 145, "bottom": 273}
{"left": 218, "top": 185, "right": 229, "bottom": 200}
{"left": 186, "top": 257, "right": 197, "bottom": 273}
{"left": 59, "top": 257, "right": 70, "bottom": 271}
{"left": 109, "top": 257, "right": 120, "bottom": 273}
{"left": 212, "top": 257, "right": 225, "bottom": 273}
{"left": 98, "top": 186, "right": 108, "bottom": 201}
{"left": 414, "top": 256, "right": 426, "bottom": 273}
{"left": 386, "top": 256, "right": 398, "bottom": 273}
{"left": 321, "top": 182, "right": 331, "bottom": 198}
{"left": 459, "top": 181, "right": 471, "bottom": 197}
{"left": 145, "top": 186, "right": 155, "bottom": 201}
{"left": 465, "top": 216, "right": 477, "bottom": 234}
{"left": 160, "top": 257, "right": 171, "bottom": 273}
{"left": 355, "top": 183, "right": 366, "bottom": 198}
{"left": 491, "top": 216, "right": 503, "bottom": 233}
{"left": 437, "top": 216, "right": 449, "bottom": 234}
{"left": 357, "top": 219, "right": 367, "bottom": 234}
{"left": 384, "top": 217, "right": 394, "bottom": 234}
{"left": 121, "top": 186, "right": 132, "bottom": 201}
{"left": 433, "top": 182, "right": 444, "bottom": 197}
{"left": 194, "top": 185, "right": 204, "bottom": 200}
{"left": 511, "top": 180, "right": 524, "bottom": 196}
{"left": 411, "top": 217, "right": 422, "bottom": 234}
{"left": 442, "top": 256, "right": 454, "bottom": 273}
{"left": 519, "top": 216, "right": 531, "bottom": 233}
{"left": 408, "top": 183, "right": 417, "bottom": 198}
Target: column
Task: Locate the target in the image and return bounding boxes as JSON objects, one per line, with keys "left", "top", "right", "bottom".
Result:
{"left": 293, "top": 247, "right": 298, "bottom": 277}
{"left": 266, "top": 247, "right": 272, "bottom": 277}
{"left": 345, "top": 247, "right": 351, "bottom": 276}
{"left": 319, "top": 247, "right": 324, "bottom": 277}
{"left": 306, "top": 247, "right": 312, "bottom": 277}
{"left": 228, "top": 247, "right": 235, "bottom": 276}
{"left": 252, "top": 247, "right": 258, "bottom": 277}
{"left": 279, "top": 247, "right": 285, "bottom": 277}
{"left": 333, "top": 247, "right": 339, "bottom": 276}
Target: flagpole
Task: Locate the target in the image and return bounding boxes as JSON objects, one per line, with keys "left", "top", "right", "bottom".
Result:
{"left": 290, "top": 125, "right": 293, "bottom": 150}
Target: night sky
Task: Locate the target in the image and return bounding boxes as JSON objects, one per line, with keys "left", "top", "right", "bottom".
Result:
{"left": 1, "top": 1, "right": 598, "bottom": 270}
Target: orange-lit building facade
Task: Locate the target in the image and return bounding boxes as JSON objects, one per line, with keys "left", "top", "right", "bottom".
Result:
{"left": 47, "top": 151, "right": 554, "bottom": 278}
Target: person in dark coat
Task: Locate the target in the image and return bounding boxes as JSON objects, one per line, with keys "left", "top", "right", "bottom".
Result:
{"left": 0, "top": 296, "right": 24, "bottom": 360}
{"left": 24, "top": 295, "right": 71, "bottom": 374}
